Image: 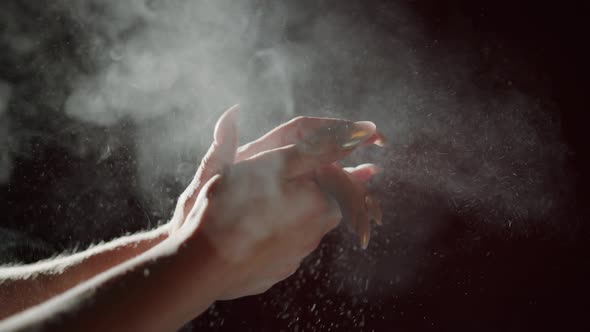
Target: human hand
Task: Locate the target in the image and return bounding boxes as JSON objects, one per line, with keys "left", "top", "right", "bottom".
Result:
{"left": 173, "top": 106, "right": 384, "bottom": 241}
{"left": 173, "top": 106, "right": 384, "bottom": 299}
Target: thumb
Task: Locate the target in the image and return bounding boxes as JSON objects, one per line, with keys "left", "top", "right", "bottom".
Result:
{"left": 201, "top": 104, "right": 240, "bottom": 183}
{"left": 176, "top": 105, "right": 240, "bottom": 224}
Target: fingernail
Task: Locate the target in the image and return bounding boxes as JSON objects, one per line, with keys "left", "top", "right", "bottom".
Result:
{"left": 360, "top": 230, "right": 370, "bottom": 250}
{"left": 373, "top": 133, "right": 389, "bottom": 147}
{"left": 341, "top": 121, "right": 376, "bottom": 149}
{"left": 298, "top": 121, "right": 375, "bottom": 155}
{"left": 375, "top": 205, "right": 383, "bottom": 226}
{"left": 361, "top": 163, "right": 383, "bottom": 176}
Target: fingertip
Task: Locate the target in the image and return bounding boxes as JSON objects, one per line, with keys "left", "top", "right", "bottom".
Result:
{"left": 357, "top": 163, "right": 383, "bottom": 174}
{"left": 353, "top": 206, "right": 371, "bottom": 250}
{"left": 373, "top": 132, "right": 389, "bottom": 147}
{"left": 363, "top": 131, "right": 389, "bottom": 148}
{"left": 341, "top": 121, "right": 376, "bottom": 149}
{"left": 353, "top": 121, "right": 377, "bottom": 134}
{"left": 347, "top": 163, "right": 383, "bottom": 182}
{"left": 360, "top": 223, "right": 371, "bottom": 250}
{"left": 214, "top": 104, "right": 240, "bottom": 145}
{"left": 375, "top": 200, "right": 383, "bottom": 226}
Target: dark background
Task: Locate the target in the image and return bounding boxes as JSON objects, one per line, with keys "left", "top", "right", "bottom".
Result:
{"left": 1, "top": 0, "right": 589, "bottom": 331}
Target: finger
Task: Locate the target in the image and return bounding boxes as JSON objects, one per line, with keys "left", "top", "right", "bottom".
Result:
{"left": 344, "top": 163, "right": 383, "bottom": 183}
{"left": 314, "top": 164, "right": 371, "bottom": 249}
{"left": 239, "top": 121, "right": 376, "bottom": 179}
{"left": 363, "top": 131, "right": 389, "bottom": 147}
{"left": 236, "top": 116, "right": 387, "bottom": 162}
{"left": 365, "top": 194, "right": 383, "bottom": 226}
{"left": 345, "top": 164, "right": 383, "bottom": 226}
{"left": 202, "top": 104, "right": 240, "bottom": 183}
{"left": 344, "top": 171, "right": 373, "bottom": 249}
{"left": 345, "top": 169, "right": 383, "bottom": 227}
{"left": 236, "top": 116, "right": 341, "bottom": 162}
{"left": 178, "top": 105, "right": 240, "bottom": 220}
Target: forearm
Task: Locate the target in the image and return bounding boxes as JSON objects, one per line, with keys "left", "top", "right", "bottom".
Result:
{"left": 1, "top": 215, "right": 226, "bottom": 332}
{"left": 0, "top": 224, "right": 170, "bottom": 319}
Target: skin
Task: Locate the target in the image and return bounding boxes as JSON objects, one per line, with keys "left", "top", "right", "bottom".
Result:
{"left": 0, "top": 227, "right": 169, "bottom": 320}
{"left": 0, "top": 105, "right": 384, "bottom": 331}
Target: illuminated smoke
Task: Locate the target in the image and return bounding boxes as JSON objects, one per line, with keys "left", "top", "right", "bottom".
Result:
{"left": 58, "top": 0, "right": 569, "bottom": 227}
{"left": 61, "top": 0, "right": 299, "bottom": 200}
{"left": 0, "top": 0, "right": 571, "bottom": 293}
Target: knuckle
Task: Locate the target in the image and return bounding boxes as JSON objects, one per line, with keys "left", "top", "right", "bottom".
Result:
{"left": 289, "top": 116, "right": 310, "bottom": 140}
{"left": 290, "top": 115, "right": 308, "bottom": 124}
{"left": 324, "top": 217, "right": 340, "bottom": 233}
{"left": 246, "top": 284, "right": 272, "bottom": 297}
{"left": 301, "top": 237, "right": 322, "bottom": 256}
{"left": 254, "top": 281, "right": 275, "bottom": 295}
{"left": 276, "top": 263, "right": 300, "bottom": 280}
{"left": 259, "top": 284, "right": 274, "bottom": 294}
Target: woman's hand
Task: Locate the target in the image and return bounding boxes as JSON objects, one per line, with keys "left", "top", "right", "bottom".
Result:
{"left": 174, "top": 106, "right": 384, "bottom": 300}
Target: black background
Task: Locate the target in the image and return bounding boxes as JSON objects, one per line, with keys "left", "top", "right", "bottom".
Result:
{"left": 1, "top": 0, "right": 589, "bottom": 331}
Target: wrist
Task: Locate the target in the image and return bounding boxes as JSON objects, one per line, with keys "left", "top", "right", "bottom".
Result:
{"left": 162, "top": 208, "right": 233, "bottom": 307}
{"left": 183, "top": 231, "right": 232, "bottom": 297}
